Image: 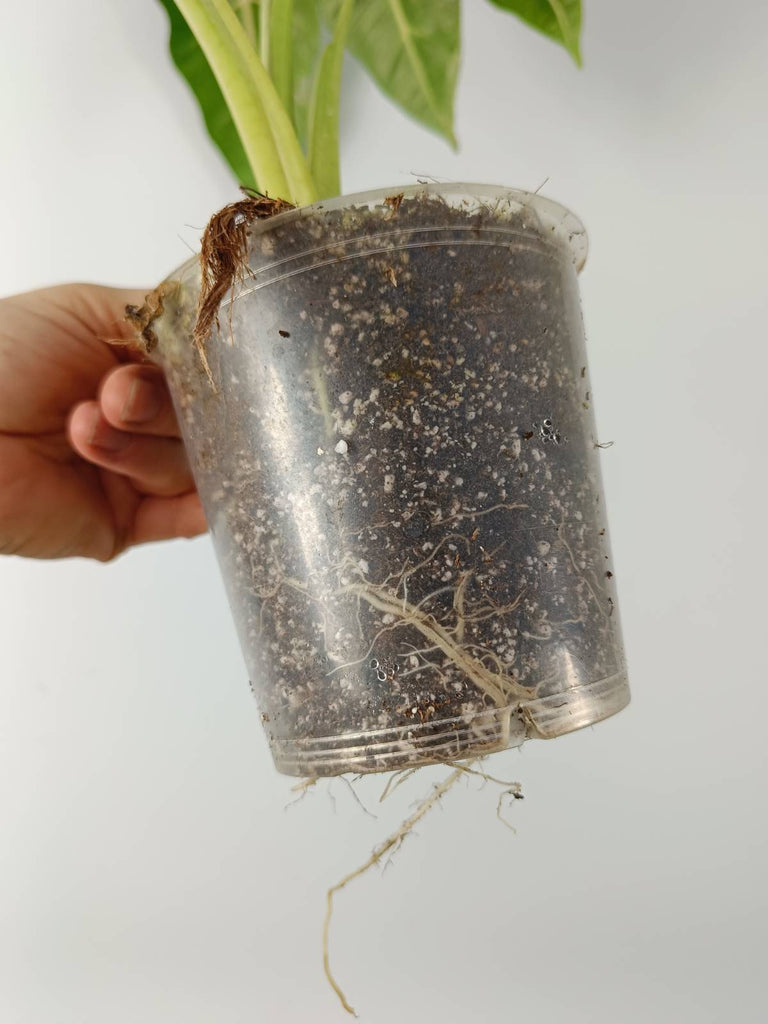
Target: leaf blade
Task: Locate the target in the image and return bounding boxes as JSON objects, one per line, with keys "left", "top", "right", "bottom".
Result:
{"left": 485, "top": 0, "right": 582, "bottom": 66}
{"left": 321, "top": 0, "right": 460, "bottom": 146}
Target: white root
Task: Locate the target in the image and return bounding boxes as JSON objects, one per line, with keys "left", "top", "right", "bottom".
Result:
{"left": 323, "top": 766, "right": 465, "bottom": 1015}
{"left": 338, "top": 581, "right": 525, "bottom": 707}
{"left": 324, "top": 759, "right": 524, "bottom": 1013}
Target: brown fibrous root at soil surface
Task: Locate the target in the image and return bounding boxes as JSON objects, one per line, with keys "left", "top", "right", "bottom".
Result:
{"left": 195, "top": 188, "right": 294, "bottom": 361}
{"left": 124, "top": 189, "right": 293, "bottom": 384}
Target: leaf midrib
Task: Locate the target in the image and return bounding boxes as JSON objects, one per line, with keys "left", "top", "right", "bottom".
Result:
{"left": 385, "top": 0, "right": 456, "bottom": 143}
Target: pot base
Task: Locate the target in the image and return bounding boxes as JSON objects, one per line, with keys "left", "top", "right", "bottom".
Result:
{"left": 271, "top": 671, "right": 630, "bottom": 776}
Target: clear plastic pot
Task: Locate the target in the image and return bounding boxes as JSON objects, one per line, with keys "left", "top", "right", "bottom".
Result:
{"left": 153, "top": 184, "right": 630, "bottom": 776}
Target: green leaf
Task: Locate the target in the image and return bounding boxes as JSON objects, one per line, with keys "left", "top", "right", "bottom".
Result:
{"left": 292, "top": 0, "right": 322, "bottom": 147}
{"left": 308, "top": 0, "right": 355, "bottom": 198}
{"left": 157, "top": 0, "right": 257, "bottom": 188}
{"left": 321, "top": 0, "right": 459, "bottom": 147}
{"left": 485, "top": 0, "right": 582, "bottom": 66}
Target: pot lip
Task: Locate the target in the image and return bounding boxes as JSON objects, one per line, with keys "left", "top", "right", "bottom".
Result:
{"left": 166, "top": 183, "right": 588, "bottom": 286}
{"left": 255, "top": 182, "right": 588, "bottom": 271}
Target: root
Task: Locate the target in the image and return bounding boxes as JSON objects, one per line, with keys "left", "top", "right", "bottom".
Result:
{"left": 378, "top": 765, "right": 422, "bottom": 803}
{"left": 461, "top": 587, "right": 525, "bottom": 624}
{"left": 437, "top": 501, "right": 528, "bottom": 528}
{"left": 291, "top": 776, "right": 318, "bottom": 794}
{"left": 339, "top": 581, "right": 522, "bottom": 707}
{"left": 324, "top": 759, "right": 523, "bottom": 1013}
{"left": 453, "top": 569, "right": 472, "bottom": 642}
{"left": 451, "top": 762, "right": 519, "bottom": 789}
{"left": 496, "top": 785, "right": 524, "bottom": 831}
{"left": 338, "top": 776, "right": 377, "bottom": 819}
{"left": 195, "top": 189, "right": 293, "bottom": 378}
{"left": 382, "top": 531, "right": 471, "bottom": 593}
{"left": 122, "top": 191, "right": 292, "bottom": 386}
{"left": 555, "top": 520, "right": 610, "bottom": 619}
{"left": 263, "top": 552, "right": 529, "bottom": 708}
{"left": 384, "top": 192, "right": 404, "bottom": 214}
{"left": 285, "top": 777, "right": 318, "bottom": 810}
{"left": 323, "top": 766, "right": 464, "bottom": 1015}
{"left": 449, "top": 761, "right": 524, "bottom": 830}
{"left": 396, "top": 647, "right": 451, "bottom": 685}
{"left": 123, "top": 281, "right": 179, "bottom": 355}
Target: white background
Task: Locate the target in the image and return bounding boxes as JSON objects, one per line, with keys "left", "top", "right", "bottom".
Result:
{"left": 1, "top": 1, "right": 767, "bottom": 1021}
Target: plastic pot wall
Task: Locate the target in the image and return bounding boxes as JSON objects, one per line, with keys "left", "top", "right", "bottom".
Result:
{"left": 154, "top": 184, "right": 630, "bottom": 776}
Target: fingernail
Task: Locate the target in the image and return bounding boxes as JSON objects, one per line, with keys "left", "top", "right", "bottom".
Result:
{"left": 88, "top": 411, "right": 131, "bottom": 453}
{"left": 122, "top": 376, "right": 161, "bottom": 424}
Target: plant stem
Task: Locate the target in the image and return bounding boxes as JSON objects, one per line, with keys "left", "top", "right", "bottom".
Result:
{"left": 307, "top": 0, "right": 355, "bottom": 199}
{"left": 173, "top": 0, "right": 289, "bottom": 198}
{"left": 259, "top": 0, "right": 271, "bottom": 69}
{"left": 208, "top": 0, "right": 317, "bottom": 205}
{"left": 269, "top": 0, "right": 295, "bottom": 122}
{"left": 237, "top": 1, "right": 258, "bottom": 49}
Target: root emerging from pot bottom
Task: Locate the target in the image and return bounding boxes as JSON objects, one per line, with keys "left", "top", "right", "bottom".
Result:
{"left": 322, "top": 762, "right": 523, "bottom": 1015}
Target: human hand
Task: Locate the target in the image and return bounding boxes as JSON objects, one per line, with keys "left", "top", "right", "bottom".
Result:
{"left": 0, "top": 283, "right": 206, "bottom": 560}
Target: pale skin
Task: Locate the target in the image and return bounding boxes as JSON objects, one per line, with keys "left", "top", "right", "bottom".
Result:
{"left": 0, "top": 283, "right": 207, "bottom": 561}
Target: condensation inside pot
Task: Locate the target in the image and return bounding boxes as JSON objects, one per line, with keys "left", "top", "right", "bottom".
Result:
{"left": 158, "top": 187, "right": 629, "bottom": 776}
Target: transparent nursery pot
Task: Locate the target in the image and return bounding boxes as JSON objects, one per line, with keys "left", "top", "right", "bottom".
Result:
{"left": 153, "top": 183, "right": 630, "bottom": 776}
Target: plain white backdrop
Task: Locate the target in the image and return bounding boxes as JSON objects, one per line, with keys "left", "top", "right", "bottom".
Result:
{"left": 1, "top": 1, "right": 767, "bottom": 1021}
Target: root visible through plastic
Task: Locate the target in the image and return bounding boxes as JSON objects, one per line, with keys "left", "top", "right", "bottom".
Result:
{"left": 322, "top": 761, "right": 523, "bottom": 1015}
{"left": 262, "top": 536, "right": 534, "bottom": 720}
{"left": 340, "top": 579, "right": 526, "bottom": 708}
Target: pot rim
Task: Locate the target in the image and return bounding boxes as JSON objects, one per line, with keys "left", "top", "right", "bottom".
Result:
{"left": 252, "top": 182, "right": 588, "bottom": 272}
{"left": 167, "top": 183, "right": 588, "bottom": 288}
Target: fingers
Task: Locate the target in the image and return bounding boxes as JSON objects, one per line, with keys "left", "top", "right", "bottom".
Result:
{"left": 98, "top": 364, "right": 181, "bottom": 438}
{"left": 98, "top": 470, "right": 207, "bottom": 553}
{"left": 68, "top": 401, "right": 194, "bottom": 497}
{"left": 66, "top": 356, "right": 208, "bottom": 552}
{"left": 132, "top": 491, "right": 208, "bottom": 547}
